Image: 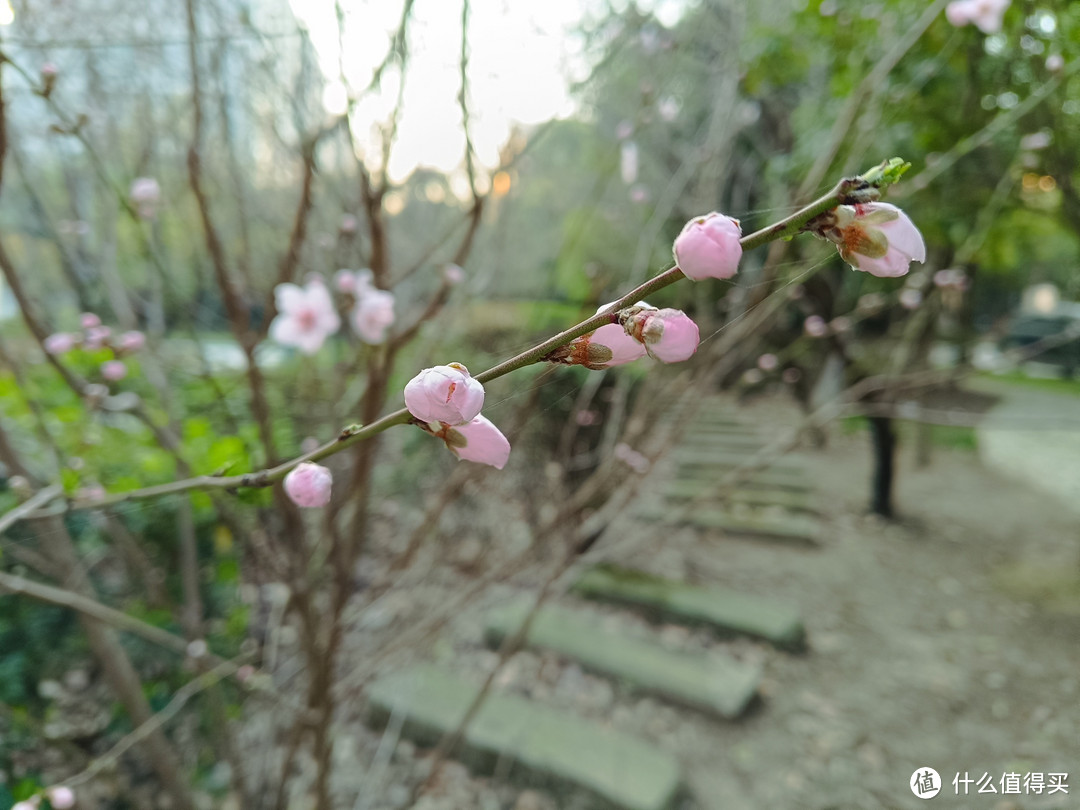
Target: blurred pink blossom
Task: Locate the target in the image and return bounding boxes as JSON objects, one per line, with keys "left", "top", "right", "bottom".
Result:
{"left": 404, "top": 363, "right": 484, "bottom": 426}
{"left": 101, "top": 360, "right": 127, "bottom": 381}
{"left": 269, "top": 279, "right": 341, "bottom": 355}
{"left": 44, "top": 332, "right": 78, "bottom": 354}
{"left": 340, "top": 213, "right": 358, "bottom": 233}
{"left": 84, "top": 325, "right": 112, "bottom": 349}
{"left": 118, "top": 330, "right": 146, "bottom": 352}
{"left": 614, "top": 442, "right": 650, "bottom": 474}
{"left": 41, "top": 62, "right": 58, "bottom": 78}
{"left": 129, "top": 177, "right": 161, "bottom": 220}
{"left": 804, "top": 315, "right": 827, "bottom": 338}
{"left": 757, "top": 353, "right": 779, "bottom": 372}
{"left": 825, "top": 203, "right": 926, "bottom": 278}
{"left": 782, "top": 367, "right": 802, "bottom": 384}
{"left": 80, "top": 312, "right": 101, "bottom": 329}
{"left": 284, "top": 462, "right": 333, "bottom": 507}
{"left": 443, "top": 263, "right": 465, "bottom": 284}
{"left": 629, "top": 185, "right": 649, "bottom": 203}
{"left": 673, "top": 212, "right": 742, "bottom": 281}
{"left": 46, "top": 787, "right": 75, "bottom": 810}
{"left": 442, "top": 415, "right": 511, "bottom": 469}
{"left": 352, "top": 288, "right": 395, "bottom": 345}
{"left": 1046, "top": 53, "right": 1064, "bottom": 72}
{"left": 945, "top": 0, "right": 1010, "bottom": 34}
{"left": 900, "top": 288, "right": 923, "bottom": 310}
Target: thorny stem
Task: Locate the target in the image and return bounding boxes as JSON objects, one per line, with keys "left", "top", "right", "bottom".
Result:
{"left": 9, "top": 159, "right": 907, "bottom": 520}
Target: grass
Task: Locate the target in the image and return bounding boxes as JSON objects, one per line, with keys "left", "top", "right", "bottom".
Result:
{"left": 976, "top": 371, "right": 1080, "bottom": 398}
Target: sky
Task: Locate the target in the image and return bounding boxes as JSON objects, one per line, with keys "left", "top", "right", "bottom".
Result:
{"left": 286, "top": 0, "right": 687, "bottom": 186}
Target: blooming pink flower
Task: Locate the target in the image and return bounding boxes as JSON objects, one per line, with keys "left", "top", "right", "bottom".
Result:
{"left": 44, "top": 332, "right": 78, "bottom": 354}
{"left": 80, "top": 312, "right": 101, "bottom": 329}
{"left": 757, "top": 353, "right": 778, "bottom": 372}
{"left": 352, "top": 288, "right": 395, "bottom": 344}
{"left": 804, "top": 315, "right": 827, "bottom": 337}
{"left": 283, "top": 462, "right": 332, "bottom": 507}
{"left": 624, "top": 307, "right": 700, "bottom": 363}
{"left": 130, "top": 177, "right": 161, "bottom": 220}
{"left": 269, "top": 279, "right": 341, "bottom": 355}
{"left": 118, "top": 330, "right": 146, "bottom": 352}
{"left": 673, "top": 212, "right": 742, "bottom": 281}
{"left": 826, "top": 202, "right": 926, "bottom": 278}
{"left": 101, "top": 360, "right": 127, "bottom": 381}
{"left": 404, "top": 363, "right": 485, "bottom": 426}
{"left": 440, "top": 415, "right": 511, "bottom": 469}
{"left": 945, "top": 0, "right": 1010, "bottom": 34}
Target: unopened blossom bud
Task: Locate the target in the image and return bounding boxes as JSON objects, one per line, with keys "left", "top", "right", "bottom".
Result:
{"left": 45, "top": 332, "right": 78, "bottom": 354}
{"left": 757, "top": 353, "right": 778, "bottom": 372}
{"left": 404, "top": 363, "right": 484, "bottom": 426}
{"left": 558, "top": 302, "right": 648, "bottom": 369}
{"left": 673, "top": 212, "right": 742, "bottom": 281}
{"left": 80, "top": 312, "right": 102, "bottom": 329}
{"left": 41, "top": 62, "right": 58, "bottom": 78}
{"left": 283, "top": 462, "right": 333, "bottom": 508}
{"left": 101, "top": 360, "right": 127, "bottom": 381}
{"left": 440, "top": 415, "right": 511, "bottom": 469}
{"left": 804, "top": 315, "right": 827, "bottom": 338}
{"left": 118, "top": 330, "right": 146, "bottom": 352}
{"left": 41, "top": 62, "right": 58, "bottom": 97}
{"left": 623, "top": 306, "right": 700, "bottom": 363}
{"left": 822, "top": 202, "right": 926, "bottom": 278}
{"left": 46, "top": 787, "right": 76, "bottom": 809}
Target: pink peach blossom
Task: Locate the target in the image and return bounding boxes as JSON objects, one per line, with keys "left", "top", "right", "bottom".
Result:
{"left": 945, "top": 0, "right": 1010, "bottom": 34}
{"left": 283, "top": 462, "right": 332, "bottom": 507}
{"left": 404, "top": 363, "right": 485, "bottom": 426}
{"left": 757, "top": 353, "right": 778, "bottom": 372}
{"left": 118, "top": 330, "right": 146, "bottom": 352}
{"left": 826, "top": 202, "right": 926, "bottom": 278}
{"left": 80, "top": 312, "right": 101, "bottom": 329}
{"left": 269, "top": 279, "right": 341, "bottom": 355}
{"left": 47, "top": 787, "right": 75, "bottom": 810}
{"left": 352, "top": 288, "right": 395, "bottom": 345}
{"left": 673, "top": 212, "right": 742, "bottom": 281}
{"left": 443, "top": 263, "right": 465, "bottom": 284}
{"left": 625, "top": 307, "right": 700, "bottom": 363}
{"left": 442, "top": 415, "right": 511, "bottom": 469}
{"left": 44, "top": 332, "right": 78, "bottom": 354}
{"left": 101, "top": 360, "right": 127, "bottom": 381}
{"left": 804, "top": 315, "right": 827, "bottom": 338}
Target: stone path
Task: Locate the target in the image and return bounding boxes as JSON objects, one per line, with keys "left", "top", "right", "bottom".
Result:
{"left": 363, "top": 401, "right": 815, "bottom": 809}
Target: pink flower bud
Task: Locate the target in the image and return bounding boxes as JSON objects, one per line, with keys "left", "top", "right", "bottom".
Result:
{"left": 673, "top": 212, "right": 742, "bottom": 281}
{"left": 443, "top": 263, "right": 465, "bottom": 284}
{"left": 47, "top": 787, "right": 75, "bottom": 810}
{"left": 334, "top": 268, "right": 358, "bottom": 293}
{"left": 757, "top": 353, "right": 778, "bottom": 372}
{"left": 80, "top": 312, "right": 101, "bottom": 329}
{"left": 84, "top": 325, "right": 112, "bottom": 349}
{"left": 624, "top": 307, "right": 700, "bottom": 363}
{"left": 45, "top": 332, "right": 78, "bottom": 354}
{"left": 352, "top": 288, "right": 395, "bottom": 345}
{"left": 118, "top": 330, "right": 146, "bottom": 352}
{"left": 404, "top": 363, "right": 485, "bottom": 425}
{"left": 613, "top": 442, "right": 650, "bottom": 473}
{"left": 440, "top": 415, "right": 511, "bottom": 469}
{"left": 804, "top": 315, "right": 827, "bottom": 338}
{"left": 41, "top": 62, "right": 58, "bottom": 78}
{"left": 283, "top": 462, "right": 332, "bottom": 507}
{"left": 101, "top": 360, "right": 127, "bottom": 381}
{"left": 824, "top": 203, "right": 926, "bottom": 278}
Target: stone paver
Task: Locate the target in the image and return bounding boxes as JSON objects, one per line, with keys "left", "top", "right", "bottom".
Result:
{"left": 484, "top": 600, "right": 761, "bottom": 719}
{"left": 572, "top": 565, "right": 806, "bottom": 650}
{"left": 367, "top": 664, "right": 682, "bottom": 810}
{"left": 639, "top": 505, "right": 820, "bottom": 545}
